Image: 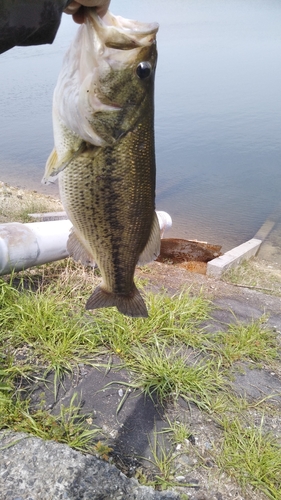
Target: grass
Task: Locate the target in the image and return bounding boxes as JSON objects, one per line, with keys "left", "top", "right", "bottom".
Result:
{"left": 218, "top": 416, "right": 281, "bottom": 500}
{"left": 222, "top": 258, "right": 281, "bottom": 297}
{"left": 0, "top": 282, "right": 101, "bottom": 384}
{"left": 8, "top": 202, "right": 57, "bottom": 223}
{"left": 163, "top": 418, "right": 193, "bottom": 445}
{"left": 0, "top": 259, "right": 281, "bottom": 498}
{"left": 127, "top": 340, "right": 224, "bottom": 409}
{"left": 0, "top": 392, "right": 101, "bottom": 453}
{"left": 207, "top": 317, "right": 279, "bottom": 367}
{"left": 92, "top": 288, "right": 212, "bottom": 354}
{"left": 147, "top": 432, "right": 178, "bottom": 488}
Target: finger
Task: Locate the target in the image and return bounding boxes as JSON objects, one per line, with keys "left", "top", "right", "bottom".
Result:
{"left": 96, "top": 0, "right": 111, "bottom": 17}
{"left": 72, "top": 6, "right": 86, "bottom": 24}
{"left": 78, "top": 0, "right": 111, "bottom": 17}
{"left": 64, "top": 1, "right": 80, "bottom": 15}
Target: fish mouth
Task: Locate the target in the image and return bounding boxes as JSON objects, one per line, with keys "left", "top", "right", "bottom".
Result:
{"left": 102, "top": 11, "right": 159, "bottom": 38}
{"left": 87, "top": 9, "right": 159, "bottom": 49}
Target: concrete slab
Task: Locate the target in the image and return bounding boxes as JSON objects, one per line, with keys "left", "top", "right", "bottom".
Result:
{"left": 232, "top": 364, "right": 281, "bottom": 404}
{"left": 206, "top": 238, "right": 262, "bottom": 277}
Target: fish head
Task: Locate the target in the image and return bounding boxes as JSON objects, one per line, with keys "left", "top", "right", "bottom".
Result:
{"left": 54, "top": 9, "right": 159, "bottom": 147}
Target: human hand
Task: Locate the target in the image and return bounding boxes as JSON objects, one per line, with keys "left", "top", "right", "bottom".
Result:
{"left": 64, "top": 0, "right": 111, "bottom": 23}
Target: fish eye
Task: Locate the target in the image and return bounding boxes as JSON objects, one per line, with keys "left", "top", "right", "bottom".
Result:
{"left": 136, "top": 62, "right": 152, "bottom": 80}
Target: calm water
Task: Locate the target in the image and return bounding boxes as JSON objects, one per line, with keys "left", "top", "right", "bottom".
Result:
{"left": 0, "top": 0, "right": 281, "bottom": 251}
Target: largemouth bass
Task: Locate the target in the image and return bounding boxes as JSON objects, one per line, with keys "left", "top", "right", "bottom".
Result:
{"left": 43, "top": 9, "right": 160, "bottom": 318}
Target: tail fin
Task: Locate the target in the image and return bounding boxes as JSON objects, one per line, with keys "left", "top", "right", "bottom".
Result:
{"left": 85, "top": 284, "right": 148, "bottom": 318}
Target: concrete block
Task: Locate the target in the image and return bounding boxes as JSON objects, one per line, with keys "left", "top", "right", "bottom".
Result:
{"left": 206, "top": 238, "right": 262, "bottom": 277}
{"left": 28, "top": 211, "right": 68, "bottom": 221}
{"left": 254, "top": 220, "right": 276, "bottom": 241}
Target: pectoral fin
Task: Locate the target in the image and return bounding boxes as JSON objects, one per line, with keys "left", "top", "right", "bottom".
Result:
{"left": 138, "top": 212, "right": 161, "bottom": 266}
{"left": 67, "top": 228, "right": 96, "bottom": 267}
{"left": 41, "top": 142, "right": 87, "bottom": 185}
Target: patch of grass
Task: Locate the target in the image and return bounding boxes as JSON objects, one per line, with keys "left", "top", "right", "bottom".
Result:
{"left": 0, "top": 278, "right": 20, "bottom": 309}
{"left": 163, "top": 417, "right": 193, "bottom": 445}
{"left": 222, "top": 258, "right": 281, "bottom": 297}
{"left": 0, "top": 181, "right": 63, "bottom": 223}
{"left": 147, "top": 435, "right": 177, "bottom": 488}
{"left": 9, "top": 258, "right": 98, "bottom": 304}
{"left": 209, "top": 319, "right": 279, "bottom": 367}
{"left": 207, "top": 392, "right": 250, "bottom": 416}
{"left": 0, "top": 392, "right": 101, "bottom": 453}
{"left": 13, "top": 202, "right": 55, "bottom": 223}
{"left": 1, "top": 285, "right": 100, "bottom": 379}
{"left": 143, "top": 426, "right": 200, "bottom": 490}
{"left": 126, "top": 339, "right": 225, "bottom": 409}
{"left": 0, "top": 368, "right": 14, "bottom": 399}
{"left": 223, "top": 259, "right": 263, "bottom": 287}
{"left": 92, "top": 289, "right": 212, "bottom": 356}
{"left": 1, "top": 263, "right": 281, "bottom": 498}
{"left": 218, "top": 416, "right": 281, "bottom": 499}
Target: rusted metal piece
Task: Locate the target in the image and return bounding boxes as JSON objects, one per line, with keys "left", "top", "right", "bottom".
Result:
{"left": 156, "top": 238, "right": 222, "bottom": 274}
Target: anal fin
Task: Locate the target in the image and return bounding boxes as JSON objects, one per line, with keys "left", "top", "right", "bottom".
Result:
{"left": 67, "top": 228, "right": 96, "bottom": 267}
{"left": 138, "top": 211, "right": 161, "bottom": 266}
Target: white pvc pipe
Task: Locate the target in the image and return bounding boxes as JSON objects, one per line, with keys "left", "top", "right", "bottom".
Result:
{"left": 0, "top": 212, "right": 172, "bottom": 275}
{"left": 0, "top": 220, "right": 72, "bottom": 275}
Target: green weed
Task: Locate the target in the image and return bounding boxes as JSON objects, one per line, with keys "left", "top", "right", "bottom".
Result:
{"left": 0, "top": 392, "right": 100, "bottom": 453}
{"left": 210, "top": 319, "right": 279, "bottom": 366}
{"left": 92, "top": 289, "right": 212, "bottom": 356}
{"left": 163, "top": 418, "right": 193, "bottom": 445}
{"left": 218, "top": 416, "right": 281, "bottom": 499}
{"left": 126, "top": 338, "right": 224, "bottom": 409}
{"left": 1, "top": 284, "right": 100, "bottom": 377}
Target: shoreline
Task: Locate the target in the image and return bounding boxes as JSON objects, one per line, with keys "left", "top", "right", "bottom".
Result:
{"left": 0, "top": 180, "right": 62, "bottom": 224}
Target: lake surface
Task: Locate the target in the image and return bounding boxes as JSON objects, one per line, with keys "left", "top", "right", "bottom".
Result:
{"left": 0, "top": 0, "right": 281, "bottom": 251}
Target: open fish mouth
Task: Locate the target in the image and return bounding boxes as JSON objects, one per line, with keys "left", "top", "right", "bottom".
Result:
{"left": 95, "top": 10, "right": 159, "bottom": 46}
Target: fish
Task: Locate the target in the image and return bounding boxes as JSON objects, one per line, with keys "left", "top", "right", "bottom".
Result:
{"left": 42, "top": 9, "right": 160, "bottom": 318}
